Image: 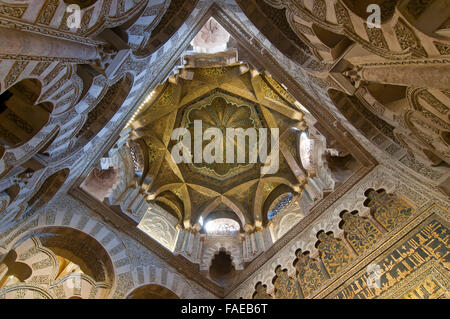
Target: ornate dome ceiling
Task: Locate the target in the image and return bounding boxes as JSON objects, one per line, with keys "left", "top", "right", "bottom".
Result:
{"left": 128, "top": 62, "right": 311, "bottom": 230}
{"left": 183, "top": 94, "right": 263, "bottom": 179}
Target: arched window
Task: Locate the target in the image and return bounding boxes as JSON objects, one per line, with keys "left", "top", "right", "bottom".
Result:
{"left": 204, "top": 218, "right": 240, "bottom": 235}
{"left": 129, "top": 140, "right": 146, "bottom": 177}
{"left": 263, "top": 184, "right": 294, "bottom": 225}
{"left": 268, "top": 193, "right": 293, "bottom": 221}
{"left": 0, "top": 79, "right": 53, "bottom": 149}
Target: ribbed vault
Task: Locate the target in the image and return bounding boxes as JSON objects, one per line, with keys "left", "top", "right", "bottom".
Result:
{"left": 129, "top": 63, "right": 310, "bottom": 230}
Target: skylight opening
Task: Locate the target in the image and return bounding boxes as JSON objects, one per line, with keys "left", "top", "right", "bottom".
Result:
{"left": 204, "top": 218, "right": 240, "bottom": 235}
{"left": 190, "top": 18, "right": 230, "bottom": 54}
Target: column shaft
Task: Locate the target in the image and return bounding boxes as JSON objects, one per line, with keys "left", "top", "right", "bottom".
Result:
{"left": 0, "top": 27, "right": 99, "bottom": 61}
{"left": 360, "top": 63, "right": 450, "bottom": 90}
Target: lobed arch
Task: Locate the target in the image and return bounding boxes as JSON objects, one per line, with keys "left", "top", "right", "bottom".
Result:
{"left": 20, "top": 168, "right": 70, "bottom": 219}
{"left": 135, "top": 0, "right": 199, "bottom": 56}
{"left": 37, "top": 73, "right": 108, "bottom": 163}
{"left": 0, "top": 78, "right": 53, "bottom": 150}
{"left": 327, "top": 88, "right": 404, "bottom": 160}
{"left": 0, "top": 250, "right": 32, "bottom": 287}
{"left": 332, "top": 83, "right": 450, "bottom": 167}
{"left": 0, "top": 184, "right": 20, "bottom": 216}
{"left": 78, "top": 0, "right": 173, "bottom": 51}
{"left": 202, "top": 244, "right": 243, "bottom": 274}
{"left": 72, "top": 73, "right": 134, "bottom": 151}
{"left": 57, "top": 0, "right": 152, "bottom": 39}
{"left": 404, "top": 110, "right": 450, "bottom": 165}
{"left": 277, "top": 0, "right": 420, "bottom": 61}
{"left": 252, "top": 281, "right": 272, "bottom": 299}
{"left": 1, "top": 226, "right": 115, "bottom": 299}
{"left": 0, "top": 78, "right": 61, "bottom": 176}
{"left": 405, "top": 88, "right": 450, "bottom": 165}
{"left": 208, "top": 249, "right": 237, "bottom": 287}
{"left": 230, "top": 173, "right": 423, "bottom": 299}
{"left": 2, "top": 208, "right": 133, "bottom": 298}
{"left": 74, "top": 65, "right": 103, "bottom": 108}
{"left": 29, "top": 226, "right": 114, "bottom": 284}
{"left": 37, "top": 128, "right": 60, "bottom": 158}
{"left": 236, "top": 0, "right": 325, "bottom": 73}
{"left": 33, "top": 63, "right": 81, "bottom": 117}
{"left": 0, "top": 284, "right": 54, "bottom": 299}
{"left": 1, "top": 168, "right": 71, "bottom": 225}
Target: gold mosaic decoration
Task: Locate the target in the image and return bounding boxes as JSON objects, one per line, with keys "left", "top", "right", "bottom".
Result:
{"left": 364, "top": 189, "right": 413, "bottom": 231}
{"left": 129, "top": 64, "right": 307, "bottom": 225}
{"left": 340, "top": 210, "right": 383, "bottom": 255}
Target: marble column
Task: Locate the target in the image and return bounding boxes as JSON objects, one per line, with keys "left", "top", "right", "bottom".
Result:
{"left": 356, "top": 63, "right": 450, "bottom": 91}
{"left": 0, "top": 27, "right": 99, "bottom": 62}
